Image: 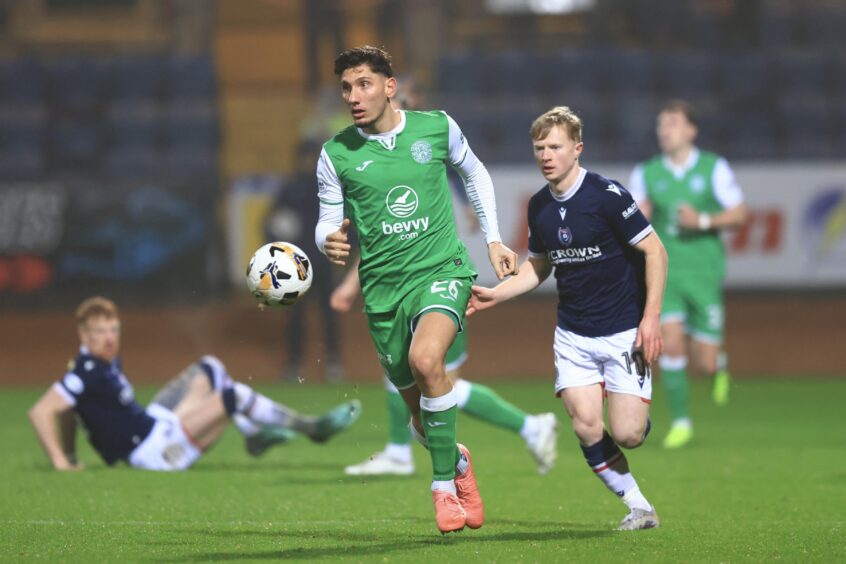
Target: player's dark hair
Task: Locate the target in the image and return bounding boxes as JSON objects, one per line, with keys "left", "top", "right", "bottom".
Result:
{"left": 76, "top": 296, "right": 119, "bottom": 326}
{"left": 334, "top": 45, "right": 394, "bottom": 78}
{"left": 660, "top": 99, "right": 698, "bottom": 127}
{"left": 531, "top": 106, "right": 583, "bottom": 143}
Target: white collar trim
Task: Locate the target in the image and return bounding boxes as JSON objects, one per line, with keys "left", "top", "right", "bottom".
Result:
{"left": 356, "top": 110, "right": 406, "bottom": 140}
{"left": 548, "top": 167, "right": 587, "bottom": 202}
{"left": 662, "top": 147, "right": 700, "bottom": 179}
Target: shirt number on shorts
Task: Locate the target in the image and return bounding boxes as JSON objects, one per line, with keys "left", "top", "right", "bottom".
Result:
{"left": 430, "top": 280, "right": 463, "bottom": 302}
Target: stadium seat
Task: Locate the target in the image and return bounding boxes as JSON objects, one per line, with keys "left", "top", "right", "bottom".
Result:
{"left": 773, "top": 51, "right": 830, "bottom": 99}
{"left": 613, "top": 95, "right": 658, "bottom": 161}
{"left": 47, "top": 57, "right": 110, "bottom": 114}
{"left": 105, "top": 145, "right": 160, "bottom": 176}
{"left": 111, "top": 54, "right": 167, "bottom": 102}
{"left": 718, "top": 52, "right": 773, "bottom": 109}
{"left": 162, "top": 100, "right": 218, "bottom": 152}
{"left": 0, "top": 111, "right": 46, "bottom": 177}
{"left": 0, "top": 57, "right": 47, "bottom": 105}
{"left": 437, "top": 52, "right": 485, "bottom": 98}
{"left": 51, "top": 119, "right": 103, "bottom": 170}
{"left": 600, "top": 51, "right": 657, "bottom": 100}
{"left": 725, "top": 112, "right": 776, "bottom": 160}
{"left": 775, "top": 95, "right": 835, "bottom": 159}
{"left": 166, "top": 54, "right": 217, "bottom": 101}
{"left": 756, "top": 1, "right": 795, "bottom": 49}
{"left": 656, "top": 52, "right": 717, "bottom": 105}
{"left": 106, "top": 102, "right": 162, "bottom": 149}
{"left": 164, "top": 146, "right": 217, "bottom": 177}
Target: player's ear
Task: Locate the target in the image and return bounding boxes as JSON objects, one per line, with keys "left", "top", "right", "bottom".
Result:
{"left": 385, "top": 76, "right": 397, "bottom": 100}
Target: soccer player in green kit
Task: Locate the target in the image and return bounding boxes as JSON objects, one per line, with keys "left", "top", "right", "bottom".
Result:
{"left": 315, "top": 46, "right": 519, "bottom": 533}
{"left": 333, "top": 77, "right": 558, "bottom": 479}
{"left": 628, "top": 100, "right": 748, "bottom": 449}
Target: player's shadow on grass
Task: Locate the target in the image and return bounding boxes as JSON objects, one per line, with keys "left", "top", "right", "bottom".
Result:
{"left": 155, "top": 523, "right": 611, "bottom": 561}
{"left": 190, "top": 460, "right": 346, "bottom": 472}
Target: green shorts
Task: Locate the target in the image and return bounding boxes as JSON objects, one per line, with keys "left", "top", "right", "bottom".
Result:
{"left": 366, "top": 276, "right": 473, "bottom": 390}
{"left": 662, "top": 268, "right": 724, "bottom": 343}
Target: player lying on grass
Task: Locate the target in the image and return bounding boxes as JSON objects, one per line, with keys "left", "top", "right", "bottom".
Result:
{"left": 28, "top": 296, "right": 361, "bottom": 471}
{"left": 468, "top": 106, "right": 668, "bottom": 531}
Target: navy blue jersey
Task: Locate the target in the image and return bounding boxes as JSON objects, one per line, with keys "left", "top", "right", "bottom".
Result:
{"left": 55, "top": 348, "right": 155, "bottom": 465}
{"left": 527, "top": 169, "right": 653, "bottom": 337}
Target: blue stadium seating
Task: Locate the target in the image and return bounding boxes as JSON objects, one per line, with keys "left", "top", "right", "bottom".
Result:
{"left": 0, "top": 57, "right": 46, "bottom": 104}
{"left": 48, "top": 57, "right": 110, "bottom": 113}
{"left": 111, "top": 54, "right": 166, "bottom": 102}
{"left": 657, "top": 52, "right": 717, "bottom": 104}
{"left": 775, "top": 95, "right": 834, "bottom": 159}
{"left": 167, "top": 54, "right": 216, "bottom": 101}
{"left": 718, "top": 52, "right": 773, "bottom": 108}
{"left": 724, "top": 112, "right": 776, "bottom": 160}
{"left": 51, "top": 119, "right": 103, "bottom": 168}
{"left": 774, "top": 51, "right": 830, "bottom": 99}
{"left": 106, "top": 102, "right": 161, "bottom": 149}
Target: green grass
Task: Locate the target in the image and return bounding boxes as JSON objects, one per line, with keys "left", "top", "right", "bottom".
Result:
{"left": 2, "top": 378, "right": 844, "bottom": 562}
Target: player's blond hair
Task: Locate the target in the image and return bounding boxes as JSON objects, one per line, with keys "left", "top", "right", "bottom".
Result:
{"left": 530, "top": 106, "right": 583, "bottom": 143}
{"left": 76, "top": 296, "right": 119, "bottom": 326}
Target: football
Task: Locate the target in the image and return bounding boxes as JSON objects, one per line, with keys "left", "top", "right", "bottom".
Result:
{"left": 246, "top": 242, "right": 313, "bottom": 307}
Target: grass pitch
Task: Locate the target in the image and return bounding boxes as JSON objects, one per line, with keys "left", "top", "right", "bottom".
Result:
{"left": 1, "top": 378, "right": 844, "bottom": 562}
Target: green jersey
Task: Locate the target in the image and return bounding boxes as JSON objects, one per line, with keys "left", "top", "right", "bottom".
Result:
{"left": 631, "top": 149, "right": 742, "bottom": 275}
{"left": 318, "top": 110, "right": 479, "bottom": 313}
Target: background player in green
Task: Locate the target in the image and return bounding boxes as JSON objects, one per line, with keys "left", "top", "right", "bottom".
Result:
{"left": 331, "top": 77, "right": 558, "bottom": 478}
{"left": 314, "top": 46, "right": 518, "bottom": 533}
{"left": 628, "top": 99, "right": 748, "bottom": 449}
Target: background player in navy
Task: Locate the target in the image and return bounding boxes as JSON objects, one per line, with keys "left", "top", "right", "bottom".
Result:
{"left": 468, "top": 107, "right": 668, "bottom": 531}
{"left": 28, "top": 296, "right": 360, "bottom": 471}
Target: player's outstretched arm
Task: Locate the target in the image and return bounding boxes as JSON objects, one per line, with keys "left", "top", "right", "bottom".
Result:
{"left": 330, "top": 259, "right": 361, "bottom": 312}
{"left": 467, "top": 256, "right": 551, "bottom": 316}
{"left": 28, "top": 387, "right": 82, "bottom": 471}
{"left": 633, "top": 232, "right": 668, "bottom": 365}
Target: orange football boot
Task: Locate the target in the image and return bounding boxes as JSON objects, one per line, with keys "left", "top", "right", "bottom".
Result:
{"left": 455, "top": 444, "right": 485, "bottom": 529}
{"left": 432, "top": 489, "right": 466, "bottom": 534}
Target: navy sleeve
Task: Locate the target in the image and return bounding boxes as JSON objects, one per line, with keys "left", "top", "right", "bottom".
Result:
{"left": 602, "top": 181, "right": 652, "bottom": 245}
{"left": 527, "top": 199, "right": 546, "bottom": 255}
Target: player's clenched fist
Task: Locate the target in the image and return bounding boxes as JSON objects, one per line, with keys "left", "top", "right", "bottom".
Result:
{"left": 487, "top": 241, "right": 519, "bottom": 280}
{"left": 324, "top": 218, "right": 352, "bottom": 266}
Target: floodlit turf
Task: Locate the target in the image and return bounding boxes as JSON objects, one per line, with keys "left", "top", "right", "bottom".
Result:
{"left": 2, "top": 378, "right": 844, "bottom": 562}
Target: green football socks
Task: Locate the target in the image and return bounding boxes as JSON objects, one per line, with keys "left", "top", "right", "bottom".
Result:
{"left": 659, "top": 356, "right": 689, "bottom": 422}
{"left": 386, "top": 390, "right": 412, "bottom": 445}
{"left": 420, "top": 393, "right": 460, "bottom": 481}
{"left": 459, "top": 381, "right": 525, "bottom": 433}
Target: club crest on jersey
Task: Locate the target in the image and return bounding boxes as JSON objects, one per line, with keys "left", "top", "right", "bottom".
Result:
{"left": 410, "top": 140, "right": 432, "bottom": 164}
{"left": 385, "top": 185, "right": 419, "bottom": 218}
{"left": 558, "top": 226, "right": 573, "bottom": 246}
{"left": 690, "top": 175, "right": 706, "bottom": 193}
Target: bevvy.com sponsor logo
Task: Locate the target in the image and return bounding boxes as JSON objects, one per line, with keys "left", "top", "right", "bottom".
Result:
{"left": 382, "top": 185, "right": 429, "bottom": 240}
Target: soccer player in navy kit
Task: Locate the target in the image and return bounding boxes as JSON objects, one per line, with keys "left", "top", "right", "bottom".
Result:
{"left": 468, "top": 107, "right": 668, "bottom": 530}
{"left": 28, "top": 296, "right": 360, "bottom": 471}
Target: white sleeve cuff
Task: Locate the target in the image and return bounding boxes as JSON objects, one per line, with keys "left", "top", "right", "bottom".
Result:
{"left": 629, "top": 225, "right": 654, "bottom": 246}
{"left": 53, "top": 381, "right": 77, "bottom": 406}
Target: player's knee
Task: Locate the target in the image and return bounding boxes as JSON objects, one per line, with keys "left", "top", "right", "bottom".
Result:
{"left": 698, "top": 356, "right": 718, "bottom": 375}
{"left": 408, "top": 350, "right": 440, "bottom": 380}
{"left": 571, "top": 416, "right": 603, "bottom": 445}
{"left": 610, "top": 426, "right": 646, "bottom": 449}
{"left": 662, "top": 339, "right": 686, "bottom": 357}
